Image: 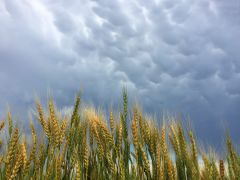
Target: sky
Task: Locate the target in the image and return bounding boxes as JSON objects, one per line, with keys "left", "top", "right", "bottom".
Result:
{"left": 0, "top": 0, "right": 240, "bottom": 149}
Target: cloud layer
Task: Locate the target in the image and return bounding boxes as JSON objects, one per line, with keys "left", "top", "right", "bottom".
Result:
{"left": 1, "top": 0, "right": 240, "bottom": 147}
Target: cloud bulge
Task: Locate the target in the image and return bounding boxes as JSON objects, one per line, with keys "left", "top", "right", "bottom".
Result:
{"left": 0, "top": 0, "right": 240, "bottom": 148}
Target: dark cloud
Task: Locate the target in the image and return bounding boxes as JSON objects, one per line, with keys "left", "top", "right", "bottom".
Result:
{"left": 0, "top": 0, "right": 240, "bottom": 147}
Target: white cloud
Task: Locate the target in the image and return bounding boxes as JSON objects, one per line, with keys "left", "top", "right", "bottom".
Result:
{"left": 0, "top": 0, "right": 240, "bottom": 146}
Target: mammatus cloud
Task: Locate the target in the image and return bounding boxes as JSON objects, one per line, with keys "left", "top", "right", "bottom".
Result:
{"left": 0, "top": 0, "right": 240, "bottom": 148}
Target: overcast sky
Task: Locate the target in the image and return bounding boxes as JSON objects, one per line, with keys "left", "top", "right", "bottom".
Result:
{"left": 1, "top": 0, "right": 240, "bottom": 148}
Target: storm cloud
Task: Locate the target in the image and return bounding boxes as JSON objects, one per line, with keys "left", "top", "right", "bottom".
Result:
{"left": 0, "top": 0, "right": 240, "bottom": 148}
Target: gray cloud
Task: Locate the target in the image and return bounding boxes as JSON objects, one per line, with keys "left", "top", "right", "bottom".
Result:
{"left": 0, "top": 0, "right": 240, "bottom": 147}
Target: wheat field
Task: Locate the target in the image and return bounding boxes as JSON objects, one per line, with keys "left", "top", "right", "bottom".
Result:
{"left": 0, "top": 90, "right": 238, "bottom": 179}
